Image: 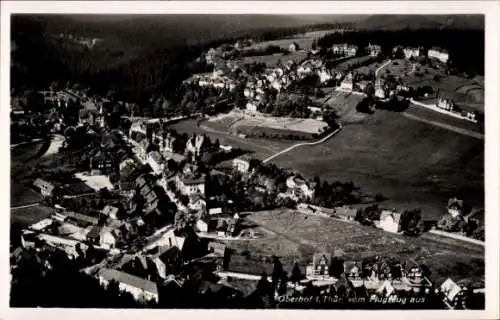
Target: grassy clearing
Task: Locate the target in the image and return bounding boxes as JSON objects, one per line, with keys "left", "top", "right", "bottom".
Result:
{"left": 334, "top": 55, "right": 375, "bottom": 71}
{"left": 11, "top": 204, "right": 54, "bottom": 227}
{"left": 246, "top": 210, "right": 484, "bottom": 285}
{"left": 269, "top": 110, "right": 484, "bottom": 221}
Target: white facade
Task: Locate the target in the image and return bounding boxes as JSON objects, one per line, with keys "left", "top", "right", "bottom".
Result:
{"left": 233, "top": 159, "right": 250, "bottom": 173}
{"left": 428, "top": 49, "right": 449, "bottom": 63}
{"left": 99, "top": 276, "right": 158, "bottom": 303}
{"left": 196, "top": 219, "right": 208, "bottom": 233}
{"left": 379, "top": 215, "right": 401, "bottom": 234}
{"left": 403, "top": 47, "right": 420, "bottom": 59}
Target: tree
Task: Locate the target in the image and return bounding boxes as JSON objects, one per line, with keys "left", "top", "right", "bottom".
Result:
{"left": 400, "top": 208, "right": 424, "bottom": 236}
{"left": 289, "top": 262, "right": 304, "bottom": 287}
{"left": 272, "top": 256, "right": 287, "bottom": 285}
{"left": 328, "top": 256, "right": 344, "bottom": 278}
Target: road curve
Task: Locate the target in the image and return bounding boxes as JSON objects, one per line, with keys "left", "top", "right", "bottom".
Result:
{"left": 262, "top": 124, "right": 343, "bottom": 164}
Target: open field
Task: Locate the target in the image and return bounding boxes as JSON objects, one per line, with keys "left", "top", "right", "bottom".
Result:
{"left": 243, "top": 209, "right": 484, "bottom": 286}
{"left": 322, "top": 90, "right": 366, "bottom": 122}
{"left": 11, "top": 204, "right": 54, "bottom": 226}
{"left": 11, "top": 140, "right": 49, "bottom": 164}
{"left": 11, "top": 183, "right": 42, "bottom": 207}
{"left": 245, "top": 36, "right": 315, "bottom": 51}
{"left": 268, "top": 110, "right": 484, "bottom": 220}
{"left": 381, "top": 59, "right": 415, "bottom": 76}
{"left": 168, "top": 119, "right": 294, "bottom": 161}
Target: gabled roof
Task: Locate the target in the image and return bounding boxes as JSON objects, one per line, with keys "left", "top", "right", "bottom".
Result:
{"left": 33, "top": 178, "right": 55, "bottom": 192}
{"left": 102, "top": 205, "right": 119, "bottom": 217}
{"left": 448, "top": 198, "right": 464, "bottom": 209}
{"left": 98, "top": 268, "right": 158, "bottom": 295}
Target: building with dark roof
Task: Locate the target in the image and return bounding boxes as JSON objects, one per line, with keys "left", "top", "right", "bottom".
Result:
{"left": 98, "top": 268, "right": 159, "bottom": 302}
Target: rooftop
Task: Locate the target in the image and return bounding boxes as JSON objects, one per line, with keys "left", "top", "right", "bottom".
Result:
{"left": 98, "top": 268, "right": 159, "bottom": 295}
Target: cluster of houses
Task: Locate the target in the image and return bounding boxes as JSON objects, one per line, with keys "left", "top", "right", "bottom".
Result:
{"left": 303, "top": 251, "right": 475, "bottom": 308}
{"left": 189, "top": 69, "right": 238, "bottom": 92}
{"left": 435, "top": 97, "right": 478, "bottom": 122}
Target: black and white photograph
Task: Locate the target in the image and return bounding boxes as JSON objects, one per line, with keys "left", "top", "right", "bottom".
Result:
{"left": 2, "top": 1, "right": 499, "bottom": 318}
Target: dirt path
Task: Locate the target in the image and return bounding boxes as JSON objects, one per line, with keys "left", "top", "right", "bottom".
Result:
{"left": 403, "top": 112, "right": 483, "bottom": 140}
{"left": 262, "top": 124, "right": 343, "bottom": 164}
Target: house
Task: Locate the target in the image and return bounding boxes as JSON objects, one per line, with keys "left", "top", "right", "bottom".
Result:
{"left": 185, "top": 134, "right": 210, "bottom": 157}
{"left": 147, "top": 151, "right": 165, "bottom": 175}
{"left": 188, "top": 194, "right": 206, "bottom": 211}
{"left": 436, "top": 98, "right": 455, "bottom": 111}
{"left": 175, "top": 174, "right": 206, "bottom": 196}
{"left": 143, "top": 227, "right": 186, "bottom": 252}
{"left": 33, "top": 178, "right": 56, "bottom": 197}
{"left": 196, "top": 218, "right": 209, "bottom": 233}
{"left": 87, "top": 226, "right": 117, "bottom": 249}
{"left": 332, "top": 44, "right": 358, "bottom": 57}
{"left": 376, "top": 280, "right": 395, "bottom": 297}
{"left": 447, "top": 197, "right": 464, "bottom": 218}
{"left": 101, "top": 205, "right": 120, "bottom": 220}
{"left": 343, "top": 261, "right": 363, "bottom": 279}
{"left": 245, "top": 102, "right": 258, "bottom": 113}
{"left": 340, "top": 73, "right": 354, "bottom": 91}
{"left": 289, "top": 42, "right": 299, "bottom": 52}
{"left": 367, "top": 43, "right": 381, "bottom": 57}
{"left": 440, "top": 278, "right": 462, "bottom": 303}
{"left": 62, "top": 211, "right": 99, "bottom": 226}
{"left": 89, "top": 149, "right": 118, "bottom": 176}
{"left": 98, "top": 268, "right": 159, "bottom": 302}
{"left": 37, "top": 233, "right": 88, "bottom": 258}
{"left": 232, "top": 158, "right": 250, "bottom": 173}
{"left": 208, "top": 242, "right": 227, "bottom": 256}
{"left": 208, "top": 207, "right": 223, "bottom": 216}
{"left": 403, "top": 47, "right": 420, "bottom": 59}
{"left": 286, "top": 175, "right": 315, "bottom": 199}
{"left": 428, "top": 47, "right": 449, "bottom": 63}
{"left": 379, "top": 210, "right": 402, "bottom": 234}
{"left": 149, "top": 246, "right": 182, "bottom": 280}
{"left": 334, "top": 206, "right": 358, "bottom": 221}
{"left": 404, "top": 261, "right": 424, "bottom": 284}
{"left": 309, "top": 252, "right": 331, "bottom": 278}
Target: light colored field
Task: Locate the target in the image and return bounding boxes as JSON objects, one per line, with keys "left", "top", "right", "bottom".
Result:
{"left": 236, "top": 116, "right": 327, "bottom": 134}
{"left": 207, "top": 110, "right": 328, "bottom": 135}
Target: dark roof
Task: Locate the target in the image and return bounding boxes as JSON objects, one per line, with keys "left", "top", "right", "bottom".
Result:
{"left": 98, "top": 268, "right": 158, "bottom": 294}
{"left": 64, "top": 211, "right": 99, "bottom": 225}
{"left": 33, "top": 178, "right": 55, "bottom": 192}
{"left": 87, "top": 225, "right": 102, "bottom": 239}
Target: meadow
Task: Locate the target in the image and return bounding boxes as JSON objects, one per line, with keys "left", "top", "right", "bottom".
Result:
{"left": 268, "top": 110, "right": 484, "bottom": 221}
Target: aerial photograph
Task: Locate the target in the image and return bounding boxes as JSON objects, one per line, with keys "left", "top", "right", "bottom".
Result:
{"left": 9, "top": 14, "right": 486, "bottom": 309}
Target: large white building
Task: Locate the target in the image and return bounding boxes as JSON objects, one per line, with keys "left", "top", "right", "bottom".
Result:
{"left": 403, "top": 47, "right": 421, "bottom": 59}
{"left": 428, "top": 47, "right": 449, "bottom": 63}
{"left": 332, "top": 44, "right": 358, "bottom": 57}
